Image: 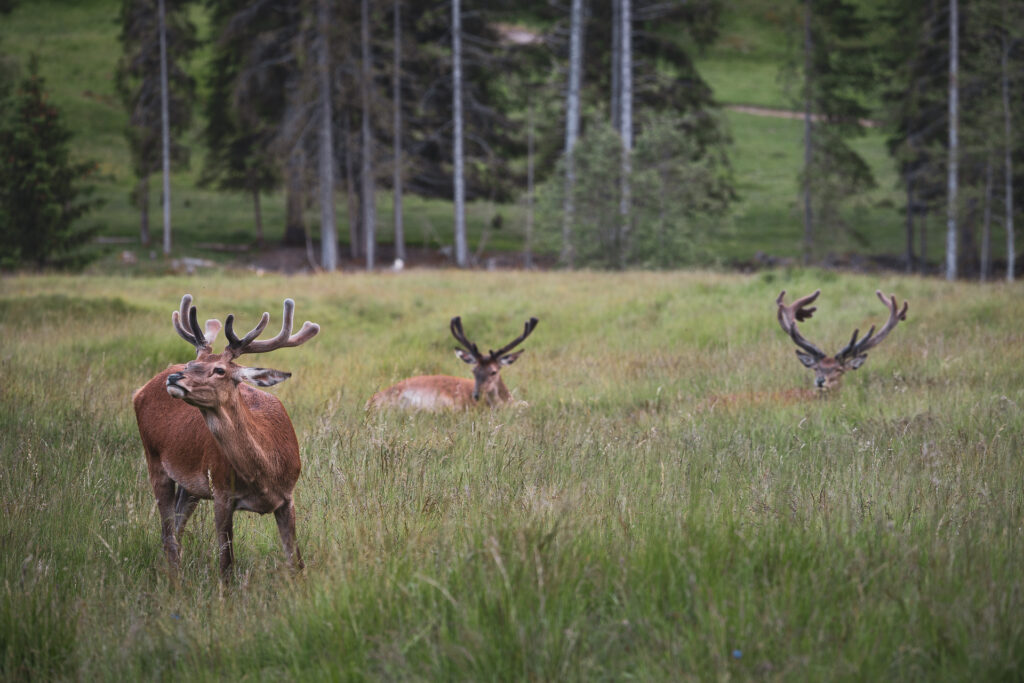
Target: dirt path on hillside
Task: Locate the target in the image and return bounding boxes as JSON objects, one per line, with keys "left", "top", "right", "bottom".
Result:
{"left": 726, "top": 104, "right": 878, "bottom": 128}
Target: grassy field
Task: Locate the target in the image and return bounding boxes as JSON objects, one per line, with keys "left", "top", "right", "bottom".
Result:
{"left": 0, "top": 0, "right": 960, "bottom": 272}
{"left": 2, "top": 269, "right": 1023, "bottom": 679}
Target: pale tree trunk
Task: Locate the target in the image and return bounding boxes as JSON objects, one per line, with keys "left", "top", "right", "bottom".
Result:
{"left": 158, "top": 0, "right": 172, "bottom": 256}
{"left": 318, "top": 0, "right": 338, "bottom": 271}
{"left": 945, "top": 0, "right": 959, "bottom": 281}
{"left": 561, "top": 0, "right": 584, "bottom": 267}
{"left": 525, "top": 102, "right": 535, "bottom": 269}
{"left": 610, "top": 0, "right": 620, "bottom": 132}
{"left": 801, "top": 0, "right": 813, "bottom": 266}
{"left": 452, "top": 0, "right": 468, "bottom": 267}
{"left": 981, "top": 155, "right": 993, "bottom": 281}
{"left": 392, "top": 0, "right": 406, "bottom": 263}
{"left": 344, "top": 110, "right": 360, "bottom": 259}
{"left": 617, "top": 0, "right": 632, "bottom": 269}
{"left": 139, "top": 172, "right": 150, "bottom": 246}
{"left": 1001, "top": 9, "right": 1015, "bottom": 282}
{"left": 361, "top": 0, "right": 376, "bottom": 270}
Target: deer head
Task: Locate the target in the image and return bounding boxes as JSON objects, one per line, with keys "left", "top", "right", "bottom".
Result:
{"left": 165, "top": 294, "right": 320, "bottom": 409}
{"left": 450, "top": 315, "right": 539, "bottom": 404}
{"left": 776, "top": 289, "right": 908, "bottom": 391}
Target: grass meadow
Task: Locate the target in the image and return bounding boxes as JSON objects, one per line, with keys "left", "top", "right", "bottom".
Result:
{"left": 2, "top": 269, "right": 1023, "bottom": 679}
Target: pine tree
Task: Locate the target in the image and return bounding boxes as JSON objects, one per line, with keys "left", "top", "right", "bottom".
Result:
{"left": 0, "top": 62, "right": 100, "bottom": 268}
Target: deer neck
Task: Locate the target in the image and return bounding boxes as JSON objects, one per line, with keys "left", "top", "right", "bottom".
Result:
{"left": 486, "top": 378, "right": 512, "bottom": 406}
{"left": 198, "top": 396, "right": 274, "bottom": 485}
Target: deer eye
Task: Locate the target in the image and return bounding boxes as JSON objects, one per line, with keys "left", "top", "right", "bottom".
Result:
{"left": 214, "top": 367, "right": 226, "bottom": 376}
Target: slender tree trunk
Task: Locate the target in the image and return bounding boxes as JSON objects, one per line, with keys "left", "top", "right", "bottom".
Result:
{"left": 344, "top": 112, "right": 360, "bottom": 259}
{"left": 617, "top": 0, "right": 632, "bottom": 269}
{"left": 452, "top": 0, "right": 468, "bottom": 267}
{"left": 284, "top": 151, "right": 306, "bottom": 246}
{"left": 361, "top": 0, "right": 376, "bottom": 270}
{"left": 525, "top": 101, "right": 535, "bottom": 269}
{"left": 1002, "top": 12, "right": 1015, "bottom": 282}
{"left": 945, "top": 0, "right": 958, "bottom": 281}
{"left": 139, "top": 172, "right": 150, "bottom": 246}
{"left": 801, "top": 0, "right": 813, "bottom": 266}
{"left": 392, "top": 0, "right": 406, "bottom": 263}
{"left": 904, "top": 176, "right": 914, "bottom": 273}
{"left": 317, "top": 0, "right": 338, "bottom": 271}
{"left": 252, "top": 186, "right": 264, "bottom": 248}
{"left": 611, "top": 0, "right": 621, "bottom": 132}
{"left": 561, "top": 0, "right": 584, "bottom": 267}
{"left": 981, "top": 155, "right": 993, "bottom": 281}
{"left": 158, "top": 0, "right": 172, "bottom": 256}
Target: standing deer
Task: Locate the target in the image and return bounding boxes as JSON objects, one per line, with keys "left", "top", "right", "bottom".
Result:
{"left": 133, "top": 294, "right": 319, "bottom": 579}
{"left": 368, "top": 316, "right": 539, "bottom": 411}
{"left": 776, "top": 288, "right": 908, "bottom": 390}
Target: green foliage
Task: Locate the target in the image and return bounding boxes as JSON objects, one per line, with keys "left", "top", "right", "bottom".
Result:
{"left": 2, "top": 271, "right": 1024, "bottom": 678}
{"left": 0, "top": 61, "right": 100, "bottom": 269}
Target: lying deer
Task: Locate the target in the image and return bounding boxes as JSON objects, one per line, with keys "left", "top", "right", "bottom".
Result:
{"left": 368, "top": 316, "right": 539, "bottom": 411}
{"left": 776, "top": 288, "right": 908, "bottom": 391}
{"left": 133, "top": 295, "right": 319, "bottom": 579}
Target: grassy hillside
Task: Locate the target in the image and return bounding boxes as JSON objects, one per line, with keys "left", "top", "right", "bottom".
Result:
{"left": 2, "top": 270, "right": 1023, "bottom": 678}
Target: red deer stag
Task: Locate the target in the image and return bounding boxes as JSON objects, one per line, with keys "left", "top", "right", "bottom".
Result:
{"left": 368, "top": 316, "right": 539, "bottom": 411}
{"left": 776, "top": 288, "right": 908, "bottom": 391}
{"left": 133, "top": 294, "right": 319, "bottom": 579}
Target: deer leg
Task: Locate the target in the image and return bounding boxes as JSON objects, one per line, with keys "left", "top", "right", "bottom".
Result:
{"left": 274, "top": 499, "right": 304, "bottom": 572}
{"left": 173, "top": 485, "right": 201, "bottom": 537}
{"left": 150, "top": 474, "right": 181, "bottom": 572}
{"left": 213, "top": 495, "right": 236, "bottom": 580}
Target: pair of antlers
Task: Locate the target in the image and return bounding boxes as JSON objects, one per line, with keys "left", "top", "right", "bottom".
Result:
{"left": 776, "top": 289, "right": 908, "bottom": 362}
{"left": 172, "top": 294, "right": 320, "bottom": 359}
{"left": 450, "top": 315, "right": 539, "bottom": 362}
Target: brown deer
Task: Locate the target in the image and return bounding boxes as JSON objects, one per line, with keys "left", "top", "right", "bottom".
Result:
{"left": 776, "top": 288, "right": 908, "bottom": 391}
{"left": 133, "top": 294, "right": 319, "bottom": 579}
{"left": 368, "top": 316, "right": 539, "bottom": 411}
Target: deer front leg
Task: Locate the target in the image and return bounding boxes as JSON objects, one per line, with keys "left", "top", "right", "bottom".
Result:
{"left": 213, "top": 494, "right": 236, "bottom": 580}
{"left": 173, "top": 485, "right": 201, "bottom": 537}
{"left": 148, "top": 469, "right": 181, "bottom": 573}
{"left": 274, "top": 499, "right": 304, "bottom": 572}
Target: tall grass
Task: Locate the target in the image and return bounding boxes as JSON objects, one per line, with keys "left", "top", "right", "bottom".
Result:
{"left": 2, "top": 270, "right": 1023, "bottom": 678}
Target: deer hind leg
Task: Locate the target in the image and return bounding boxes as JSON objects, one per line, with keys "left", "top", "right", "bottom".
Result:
{"left": 274, "top": 499, "right": 304, "bottom": 572}
{"left": 173, "top": 486, "right": 201, "bottom": 537}
{"left": 213, "top": 495, "right": 236, "bottom": 581}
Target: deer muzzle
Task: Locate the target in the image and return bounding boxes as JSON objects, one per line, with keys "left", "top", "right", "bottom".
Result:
{"left": 166, "top": 372, "right": 188, "bottom": 399}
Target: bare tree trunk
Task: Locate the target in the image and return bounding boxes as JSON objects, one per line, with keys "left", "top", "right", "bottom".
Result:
{"left": 981, "top": 155, "right": 993, "bottom": 281}
{"left": 284, "top": 151, "right": 306, "bottom": 246}
{"left": 344, "top": 110, "right": 360, "bottom": 259}
{"left": 452, "top": 0, "right": 468, "bottom": 267}
{"left": 801, "top": 0, "right": 813, "bottom": 266}
{"left": 945, "top": 0, "right": 959, "bottom": 281}
{"left": 361, "top": 0, "right": 376, "bottom": 270}
{"left": 1002, "top": 8, "right": 1015, "bottom": 282}
{"left": 252, "top": 186, "right": 264, "bottom": 248}
{"left": 610, "top": 0, "right": 621, "bottom": 132}
{"left": 158, "top": 0, "right": 172, "bottom": 256}
{"left": 617, "top": 0, "right": 632, "bottom": 269}
{"left": 392, "top": 0, "right": 406, "bottom": 263}
{"left": 561, "top": 0, "right": 584, "bottom": 267}
{"left": 139, "top": 172, "right": 150, "bottom": 246}
{"left": 525, "top": 101, "right": 535, "bottom": 269}
{"left": 317, "top": 0, "right": 338, "bottom": 271}
{"left": 904, "top": 176, "right": 914, "bottom": 273}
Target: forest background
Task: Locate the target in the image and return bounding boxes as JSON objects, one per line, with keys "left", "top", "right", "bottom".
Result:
{"left": 1, "top": 0, "right": 1020, "bottom": 277}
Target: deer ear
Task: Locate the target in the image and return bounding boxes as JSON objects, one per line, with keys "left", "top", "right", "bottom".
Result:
{"left": 455, "top": 348, "right": 477, "bottom": 365}
{"left": 499, "top": 350, "right": 524, "bottom": 366}
{"left": 849, "top": 355, "right": 868, "bottom": 370}
{"left": 235, "top": 366, "right": 292, "bottom": 387}
{"left": 795, "top": 351, "right": 817, "bottom": 368}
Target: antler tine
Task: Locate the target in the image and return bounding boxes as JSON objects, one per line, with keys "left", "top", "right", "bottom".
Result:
{"left": 491, "top": 317, "right": 540, "bottom": 359}
{"left": 226, "top": 299, "right": 320, "bottom": 357}
{"left": 776, "top": 290, "right": 826, "bottom": 359}
{"left": 171, "top": 294, "right": 214, "bottom": 356}
{"left": 450, "top": 316, "right": 482, "bottom": 359}
{"left": 841, "top": 290, "right": 908, "bottom": 358}
{"left": 224, "top": 310, "right": 270, "bottom": 356}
